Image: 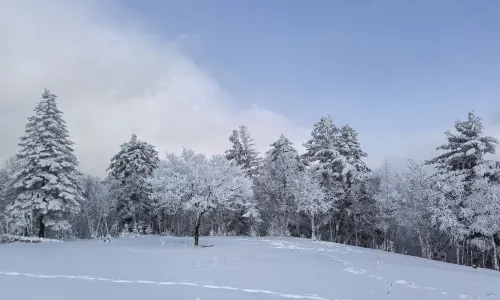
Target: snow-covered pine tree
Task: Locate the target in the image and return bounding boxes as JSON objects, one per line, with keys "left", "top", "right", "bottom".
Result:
{"left": 425, "top": 111, "right": 499, "bottom": 262}
{"left": 337, "top": 124, "right": 370, "bottom": 186}
{"left": 225, "top": 125, "right": 261, "bottom": 178}
{"left": 302, "top": 115, "right": 344, "bottom": 203}
{"left": 302, "top": 115, "right": 346, "bottom": 241}
{"left": 334, "top": 124, "right": 371, "bottom": 244}
{"left": 6, "top": 89, "right": 83, "bottom": 238}
{"left": 257, "top": 134, "right": 304, "bottom": 236}
{"left": 225, "top": 129, "right": 243, "bottom": 166}
{"left": 223, "top": 125, "right": 262, "bottom": 235}
{"left": 425, "top": 111, "right": 498, "bottom": 188}
{"left": 106, "top": 134, "right": 159, "bottom": 233}
{"left": 238, "top": 125, "right": 262, "bottom": 178}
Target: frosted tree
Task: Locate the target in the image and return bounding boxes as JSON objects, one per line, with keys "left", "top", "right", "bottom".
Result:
{"left": 468, "top": 179, "right": 500, "bottom": 270}
{"left": 225, "top": 125, "right": 261, "bottom": 178}
{"left": 296, "top": 170, "right": 329, "bottom": 240}
{"left": 397, "top": 160, "right": 442, "bottom": 258}
{"left": 0, "top": 156, "right": 24, "bottom": 211}
{"left": 153, "top": 149, "right": 253, "bottom": 246}
{"left": 242, "top": 200, "right": 262, "bottom": 237}
{"left": 225, "top": 129, "right": 243, "bottom": 166}
{"left": 337, "top": 124, "right": 370, "bottom": 186}
{"left": 333, "top": 124, "right": 371, "bottom": 243}
{"left": 149, "top": 151, "right": 196, "bottom": 235}
{"left": 302, "top": 116, "right": 345, "bottom": 241}
{"left": 223, "top": 125, "right": 262, "bottom": 235}
{"left": 257, "top": 134, "right": 303, "bottom": 236}
{"left": 192, "top": 154, "right": 253, "bottom": 243}
{"left": 425, "top": 111, "right": 499, "bottom": 260}
{"left": 0, "top": 156, "right": 25, "bottom": 234}
{"left": 425, "top": 111, "right": 498, "bottom": 188}
{"left": 302, "top": 115, "right": 345, "bottom": 202}
{"left": 238, "top": 125, "right": 262, "bottom": 178}
{"left": 6, "top": 89, "right": 83, "bottom": 238}
{"left": 373, "top": 160, "right": 401, "bottom": 252}
{"left": 346, "top": 178, "right": 378, "bottom": 246}
{"left": 106, "top": 134, "right": 159, "bottom": 233}
{"left": 75, "top": 175, "right": 112, "bottom": 239}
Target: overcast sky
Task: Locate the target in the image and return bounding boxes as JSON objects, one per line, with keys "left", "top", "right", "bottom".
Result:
{"left": 1, "top": 0, "right": 500, "bottom": 176}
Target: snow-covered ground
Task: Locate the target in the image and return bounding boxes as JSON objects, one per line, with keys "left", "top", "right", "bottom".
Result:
{"left": 1, "top": 236, "right": 499, "bottom": 300}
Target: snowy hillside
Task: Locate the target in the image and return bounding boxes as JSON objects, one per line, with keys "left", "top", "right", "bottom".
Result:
{"left": 1, "top": 236, "right": 499, "bottom": 300}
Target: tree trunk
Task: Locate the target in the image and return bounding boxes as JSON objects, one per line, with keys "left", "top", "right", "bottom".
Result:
{"left": 329, "top": 220, "right": 333, "bottom": 242}
{"left": 482, "top": 249, "right": 486, "bottom": 268}
{"left": 194, "top": 212, "right": 203, "bottom": 246}
{"left": 176, "top": 214, "right": 181, "bottom": 236}
{"left": 419, "top": 236, "right": 425, "bottom": 258}
{"left": 419, "top": 235, "right": 432, "bottom": 259}
{"left": 311, "top": 214, "right": 316, "bottom": 240}
{"left": 38, "top": 216, "right": 45, "bottom": 238}
{"left": 469, "top": 241, "right": 473, "bottom": 267}
{"left": 456, "top": 241, "right": 460, "bottom": 265}
{"left": 492, "top": 235, "right": 499, "bottom": 271}
{"left": 104, "top": 219, "right": 109, "bottom": 237}
{"left": 354, "top": 215, "right": 358, "bottom": 246}
{"left": 296, "top": 214, "right": 301, "bottom": 237}
{"left": 461, "top": 240, "right": 466, "bottom": 265}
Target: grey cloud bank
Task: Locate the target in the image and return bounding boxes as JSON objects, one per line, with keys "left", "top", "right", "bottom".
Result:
{"left": 0, "top": 0, "right": 310, "bottom": 176}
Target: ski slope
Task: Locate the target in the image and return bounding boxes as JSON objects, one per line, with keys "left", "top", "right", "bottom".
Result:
{"left": 0, "top": 236, "right": 498, "bottom": 300}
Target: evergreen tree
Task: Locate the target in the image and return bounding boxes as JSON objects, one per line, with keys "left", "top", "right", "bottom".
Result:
{"left": 333, "top": 124, "right": 371, "bottom": 243}
{"left": 257, "top": 134, "right": 303, "bottom": 236}
{"left": 425, "top": 112, "right": 499, "bottom": 250}
{"left": 6, "top": 89, "right": 83, "bottom": 237}
{"left": 302, "top": 115, "right": 344, "bottom": 201}
{"left": 225, "top": 129, "right": 243, "bottom": 165}
{"left": 224, "top": 125, "right": 262, "bottom": 234}
{"left": 225, "top": 125, "right": 261, "bottom": 178}
{"left": 106, "top": 134, "right": 159, "bottom": 232}
{"left": 302, "top": 116, "right": 347, "bottom": 241}
{"left": 425, "top": 111, "right": 498, "bottom": 187}
{"left": 238, "top": 125, "right": 262, "bottom": 178}
{"left": 337, "top": 124, "right": 370, "bottom": 186}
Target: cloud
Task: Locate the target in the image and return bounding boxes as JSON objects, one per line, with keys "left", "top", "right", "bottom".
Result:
{"left": 0, "top": 0, "right": 310, "bottom": 176}
{"left": 5, "top": 0, "right": 492, "bottom": 178}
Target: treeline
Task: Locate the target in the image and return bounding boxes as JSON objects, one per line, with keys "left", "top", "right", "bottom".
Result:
{"left": 0, "top": 89, "right": 499, "bottom": 271}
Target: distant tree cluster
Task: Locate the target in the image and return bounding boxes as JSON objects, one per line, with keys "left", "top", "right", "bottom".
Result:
{"left": 1, "top": 89, "right": 499, "bottom": 271}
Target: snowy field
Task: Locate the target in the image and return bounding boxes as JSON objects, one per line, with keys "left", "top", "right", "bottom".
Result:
{"left": 1, "top": 236, "right": 499, "bottom": 300}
